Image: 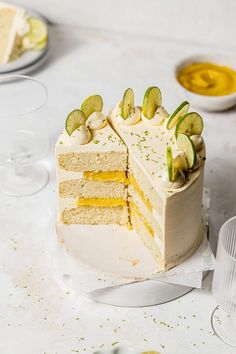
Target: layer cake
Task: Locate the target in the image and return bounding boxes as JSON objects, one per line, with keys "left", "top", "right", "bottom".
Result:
{"left": 55, "top": 90, "right": 206, "bottom": 271}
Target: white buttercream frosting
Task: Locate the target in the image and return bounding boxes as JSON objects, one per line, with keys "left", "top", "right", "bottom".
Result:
{"left": 86, "top": 111, "right": 107, "bottom": 130}
{"left": 159, "top": 170, "right": 185, "bottom": 189}
{"left": 191, "top": 154, "right": 202, "bottom": 171}
{"left": 142, "top": 106, "right": 169, "bottom": 126}
{"left": 111, "top": 101, "right": 141, "bottom": 125}
{"left": 190, "top": 135, "right": 203, "bottom": 152}
{"left": 70, "top": 125, "right": 91, "bottom": 145}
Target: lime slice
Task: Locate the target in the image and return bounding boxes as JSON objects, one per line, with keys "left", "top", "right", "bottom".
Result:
{"left": 25, "top": 18, "right": 48, "bottom": 47}
{"left": 34, "top": 38, "right": 48, "bottom": 50}
{"left": 81, "top": 95, "right": 103, "bottom": 119}
{"left": 173, "top": 152, "right": 188, "bottom": 171}
{"left": 121, "top": 88, "right": 134, "bottom": 119}
{"left": 65, "top": 109, "right": 86, "bottom": 136}
{"left": 176, "top": 133, "right": 197, "bottom": 169}
{"left": 167, "top": 101, "right": 189, "bottom": 130}
{"left": 166, "top": 146, "right": 173, "bottom": 182}
{"left": 142, "top": 86, "right": 162, "bottom": 119}
{"left": 175, "top": 112, "right": 203, "bottom": 138}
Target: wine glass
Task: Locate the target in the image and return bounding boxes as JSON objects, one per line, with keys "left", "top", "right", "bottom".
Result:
{"left": 0, "top": 75, "right": 49, "bottom": 196}
{"left": 212, "top": 216, "right": 236, "bottom": 346}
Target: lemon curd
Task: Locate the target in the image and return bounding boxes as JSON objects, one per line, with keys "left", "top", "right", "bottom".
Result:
{"left": 177, "top": 62, "right": 236, "bottom": 96}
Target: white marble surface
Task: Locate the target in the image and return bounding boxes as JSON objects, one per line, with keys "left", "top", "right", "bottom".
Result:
{"left": 1, "top": 24, "right": 236, "bottom": 354}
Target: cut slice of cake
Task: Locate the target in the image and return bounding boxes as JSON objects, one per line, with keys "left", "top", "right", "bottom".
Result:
{"left": 55, "top": 96, "right": 129, "bottom": 226}
{"left": 0, "top": 2, "right": 26, "bottom": 63}
{"left": 110, "top": 87, "right": 206, "bottom": 271}
{"left": 0, "top": 2, "right": 48, "bottom": 64}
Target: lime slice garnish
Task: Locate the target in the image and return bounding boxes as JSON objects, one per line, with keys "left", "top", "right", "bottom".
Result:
{"left": 34, "top": 38, "right": 48, "bottom": 51}
{"left": 121, "top": 88, "right": 134, "bottom": 119}
{"left": 173, "top": 152, "right": 188, "bottom": 171}
{"left": 167, "top": 101, "right": 189, "bottom": 130}
{"left": 175, "top": 112, "right": 203, "bottom": 138}
{"left": 177, "top": 133, "right": 197, "bottom": 169}
{"left": 142, "top": 86, "right": 162, "bottom": 119}
{"left": 81, "top": 95, "right": 103, "bottom": 119}
{"left": 166, "top": 146, "right": 173, "bottom": 182}
{"left": 25, "top": 18, "right": 48, "bottom": 47}
{"left": 65, "top": 109, "right": 86, "bottom": 136}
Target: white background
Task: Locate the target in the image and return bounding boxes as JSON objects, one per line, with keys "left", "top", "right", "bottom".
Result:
{"left": 1, "top": 1, "right": 236, "bottom": 353}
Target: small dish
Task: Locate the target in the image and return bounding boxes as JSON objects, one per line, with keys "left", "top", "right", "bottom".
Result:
{"left": 174, "top": 54, "right": 236, "bottom": 111}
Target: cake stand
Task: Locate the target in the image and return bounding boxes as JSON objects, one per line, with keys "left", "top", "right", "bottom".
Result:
{"left": 52, "top": 190, "right": 213, "bottom": 307}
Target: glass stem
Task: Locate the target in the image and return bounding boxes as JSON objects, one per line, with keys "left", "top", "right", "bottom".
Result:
{"left": 15, "top": 165, "right": 27, "bottom": 177}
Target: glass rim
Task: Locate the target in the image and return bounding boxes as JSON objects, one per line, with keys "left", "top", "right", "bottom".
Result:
{"left": 0, "top": 74, "right": 48, "bottom": 117}
{"left": 219, "top": 215, "right": 236, "bottom": 261}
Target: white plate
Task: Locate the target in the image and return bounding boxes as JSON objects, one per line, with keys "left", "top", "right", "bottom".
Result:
{"left": 0, "top": 8, "right": 49, "bottom": 74}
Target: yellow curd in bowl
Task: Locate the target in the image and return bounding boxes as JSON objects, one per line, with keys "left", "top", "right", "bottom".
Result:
{"left": 177, "top": 62, "right": 236, "bottom": 96}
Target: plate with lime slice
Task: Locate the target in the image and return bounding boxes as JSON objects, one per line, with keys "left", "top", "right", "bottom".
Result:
{"left": 0, "top": 8, "right": 49, "bottom": 75}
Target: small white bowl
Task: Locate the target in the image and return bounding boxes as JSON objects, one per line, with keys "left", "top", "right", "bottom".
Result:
{"left": 174, "top": 54, "right": 236, "bottom": 111}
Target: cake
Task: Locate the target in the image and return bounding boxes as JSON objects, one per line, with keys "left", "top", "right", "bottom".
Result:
{"left": 56, "top": 96, "right": 129, "bottom": 227}
{"left": 0, "top": 2, "right": 48, "bottom": 64}
{"left": 55, "top": 89, "right": 206, "bottom": 271}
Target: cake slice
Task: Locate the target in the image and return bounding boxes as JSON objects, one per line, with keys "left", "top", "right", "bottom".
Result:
{"left": 56, "top": 95, "right": 129, "bottom": 226}
{"left": 110, "top": 87, "right": 206, "bottom": 270}
{"left": 0, "top": 2, "right": 48, "bottom": 64}
{"left": 0, "top": 2, "right": 27, "bottom": 63}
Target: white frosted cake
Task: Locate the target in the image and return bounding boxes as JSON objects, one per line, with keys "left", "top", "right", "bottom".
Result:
{"left": 55, "top": 89, "right": 206, "bottom": 271}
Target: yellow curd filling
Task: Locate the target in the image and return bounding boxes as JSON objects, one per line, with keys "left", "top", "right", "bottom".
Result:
{"left": 129, "top": 200, "right": 154, "bottom": 237}
{"left": 129, "top": 175, "right": 153, "bottom": 212}
{"left": 177, "top": 62, "right": 236, "bottom": 96}
{"left": 77, "top": 198, "right": 126, "bottom": 207}
{"left": 83, "top": 171, "right": 128, "bottom": 183}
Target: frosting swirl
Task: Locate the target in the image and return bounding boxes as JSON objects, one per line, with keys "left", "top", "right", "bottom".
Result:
{"left": 86, "top": 111, "right": 107, "bottom": 130}
{"left": 160, "top": 170, "right": 185, "bottom": 189}
{"left": 70, "top": 125, "right": 91, "bottom": 145}
{"left": 112, "top": 102, "right": 141, "bottom": 125}
{"left": 190, "top": 135, "right": 204, "bottom": 152}
{"left": 142, "top": 107, "right": 169, "bottom": 126}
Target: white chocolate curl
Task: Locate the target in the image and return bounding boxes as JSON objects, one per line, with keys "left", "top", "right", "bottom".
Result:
{"left": 70, "top": 125, "right": 91, "bottom": 145}
{"left": 86, "top": 111, "right": 107, "bottom": 130}
{"left": 190, "top": 135, "right": 203, "bottom": 152}
{"left": 142, "top": 106, "right": 169, "bottom": 126}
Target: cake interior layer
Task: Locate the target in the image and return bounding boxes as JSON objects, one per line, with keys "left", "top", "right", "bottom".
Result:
{"left": 130, "top": 203, "right": 164, "bottom": 270}
{"left": 59, "top": 178, "right": 127, "bottom": 199}
{"left": 77, "top": 198, "right": 126, "bottom": 207}
{"left": 129, "top": 174, "right": 153, "bottom": 212}
{"left": 129, "top": 155, "right": 163, "bottom": 216}
{"left": 62, "top": 205, "right": 128, "bottom": 225}
{"left": 58, "top": 151, "right": 127, "bottom": 172}
{"left": 84, "top": 171, "right": 127, "bottom": 183}
{"left": 129, "top": 185, "right": 164, "bottom": 241}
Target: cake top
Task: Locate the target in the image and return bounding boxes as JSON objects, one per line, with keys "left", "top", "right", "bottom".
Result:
{"left": 56, "top": 89, "right": 205, "bottom": 192}
{"left": 109, "top": 87, "right": 205, "bottom": 192}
